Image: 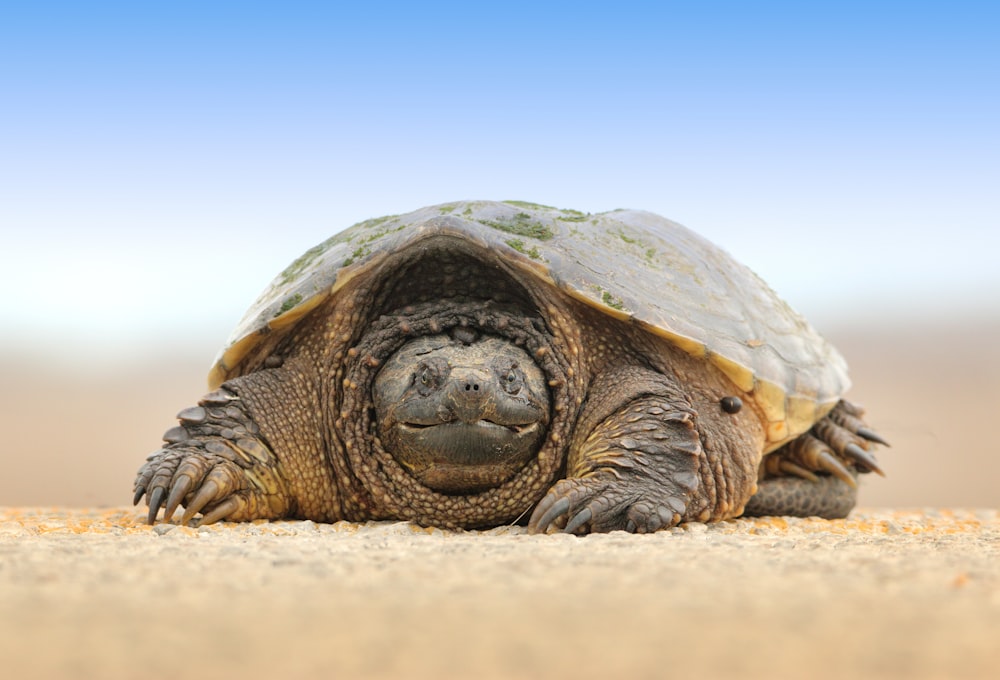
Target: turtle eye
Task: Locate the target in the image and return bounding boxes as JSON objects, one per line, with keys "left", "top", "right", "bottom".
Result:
{"left": 414, "top": 359, "right": 448, "bottom": 396}
{"left": 500, "top": 363, "right": 524, "bottom": 395}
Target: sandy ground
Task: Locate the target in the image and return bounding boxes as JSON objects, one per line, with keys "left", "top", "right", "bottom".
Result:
{"left": 0, "top": 320, "right": 998, "bottom": 678}
{"left": 1, "top": 507, "right": 997, "bottom": 680}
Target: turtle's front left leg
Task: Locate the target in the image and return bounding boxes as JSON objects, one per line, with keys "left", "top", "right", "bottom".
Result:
{"left": 134, "top": 385, "right": 292, "bottom": 525}
{"left": 528, "top": 366, "right": 703, "bottom": 534}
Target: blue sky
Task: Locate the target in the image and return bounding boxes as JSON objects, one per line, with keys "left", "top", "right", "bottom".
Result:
{"left": 2, "top": 2, "right": 998, "bottom": 361}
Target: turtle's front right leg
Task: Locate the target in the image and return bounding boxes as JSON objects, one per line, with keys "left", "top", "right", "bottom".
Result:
{"left": 528, "top": 366, "right": 704, "bottom": 534}
{"left": 133, "top": 385, "right": 293, "bottom": 525}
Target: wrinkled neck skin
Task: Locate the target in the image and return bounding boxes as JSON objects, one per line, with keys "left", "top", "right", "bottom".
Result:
{"left": 303, "top": 238, "right": 588, "bottom": 528}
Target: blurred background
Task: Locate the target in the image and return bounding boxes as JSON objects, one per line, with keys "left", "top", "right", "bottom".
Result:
{"left": 1, "top": 1, "right": 997, "bottom": 509}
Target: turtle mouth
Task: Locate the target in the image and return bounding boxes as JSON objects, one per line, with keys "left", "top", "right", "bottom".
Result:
{"left": 400, "top": 419, "right": 539, "bottom": 435}
{"left": 392, "top": 420, "right": 544, "bottom": 493}
{"left": 396, "top": 420, "right": 542, "bottom": 465}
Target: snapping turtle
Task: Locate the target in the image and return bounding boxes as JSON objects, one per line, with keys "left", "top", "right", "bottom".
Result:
{"left": 134, "top": 200, "right": 885, "bottom": 533}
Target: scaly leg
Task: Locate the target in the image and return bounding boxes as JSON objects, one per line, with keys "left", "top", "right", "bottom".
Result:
{"left": 528, "top": 367, "right": 702, "bottom": 534}
{"left": 133, "top": 385, "right": 292, "bottom": 525}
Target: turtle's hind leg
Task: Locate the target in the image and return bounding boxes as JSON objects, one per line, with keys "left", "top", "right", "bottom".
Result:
{"left": 743, "top": 400, "right": 886, "bottom": 519}
{"left": 742, "top": 474, "right": 858, "bottom": 519}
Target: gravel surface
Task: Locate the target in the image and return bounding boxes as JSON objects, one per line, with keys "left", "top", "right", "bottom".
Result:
{"left": 1, "top": 508, "right": 998, "bottom": 680}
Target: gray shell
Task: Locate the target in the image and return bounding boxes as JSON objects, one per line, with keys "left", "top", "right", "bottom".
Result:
{"left": 209, "top": 200, "right": 849, "bottom": 450}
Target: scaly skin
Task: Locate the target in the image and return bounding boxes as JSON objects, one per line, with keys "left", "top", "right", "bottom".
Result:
{"left": 134, "top": 239, "right": 884, "bottom": 532}
{"left": 133, "top": 385, "right": 292, "bottom": 525}
{"left": 528, "top": 366, "right": 702, "bottom": 533}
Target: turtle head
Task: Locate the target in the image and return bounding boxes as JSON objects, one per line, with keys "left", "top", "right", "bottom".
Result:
{"left": 373, "top": 332, "right": 550, "bottom": 493}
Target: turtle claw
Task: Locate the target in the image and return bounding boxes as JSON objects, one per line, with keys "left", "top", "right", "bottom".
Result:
{"left": 856, "top": 427, "right": 890, "bottom": 447}
{"left": 827, "top": 401, "right": 890, "bottom": 448}
{"left": 815, "top": 401, "right": 887, "bottom": 477}
{"left": 180, "top": 480, "right": 221, "bottom": 525}
{"left": 146, "top": 487, "right": 166, "bottom": 525}
{"left": 135, "top": 445, "right": 252, "bottom": 525}
{"left": 135, "top": 389, "right": 290, "bottom": 525}
{"left": 133, "top": 449, "right": 172, "bottom": 508}
{"left": 532, "top": 496, "right": 571, "bottom": 532}
{"left": 529, "top": 475, "right": 686, "bottom": 535}
{"left": 764, "top": 399, "right": 886, "bottom": 488}
{"left": 844, "top": 442, "right": 885, "bottom": 476}
{"left": 164, "top": 474, "right": 194, "bottom": 523}
{"left": 198, "top": 497, "right": 245, "bottom": 526}
{"left": 816, "top": 450, "right": 857, "bottom": 488}
{"left": 778, "top": 460, "right": 819, "bottom": 483}
{"left": 563, "top": 507, "right": 593, "bottom": 535}
{"left": 530, "top": 477, "right": 614, "bottom": 534}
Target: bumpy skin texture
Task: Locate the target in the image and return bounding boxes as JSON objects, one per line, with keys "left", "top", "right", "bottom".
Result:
{"left": 135, "top": 210, "right": 884, "bottom": 533}
{"left": 742, "top": 476, "right": 857, "bottom": 520}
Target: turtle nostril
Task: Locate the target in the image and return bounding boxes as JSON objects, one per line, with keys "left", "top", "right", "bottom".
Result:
{"left": 465, "top": 383, "right": 480, "bottom": 391}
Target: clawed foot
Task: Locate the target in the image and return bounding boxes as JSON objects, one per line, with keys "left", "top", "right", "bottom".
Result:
{"left": 133, "top": 390, "right": 290, "bottom": 526}
{"left": 764, "top": 400, "right": 888, "bottom": 486}
{"left": 528, "top": 471, "right": 696, "bottom": 534}
{"left": 133, "top": 446, "right": 260, "bottom": 525}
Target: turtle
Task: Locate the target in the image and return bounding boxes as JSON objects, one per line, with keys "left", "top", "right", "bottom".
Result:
{"left": 134, "top": 200, "right": 886, "bottom": 533}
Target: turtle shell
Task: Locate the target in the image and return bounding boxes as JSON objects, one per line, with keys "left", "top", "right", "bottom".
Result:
{"left": 209, "top": 200, "right": 849, "bottom": 450}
